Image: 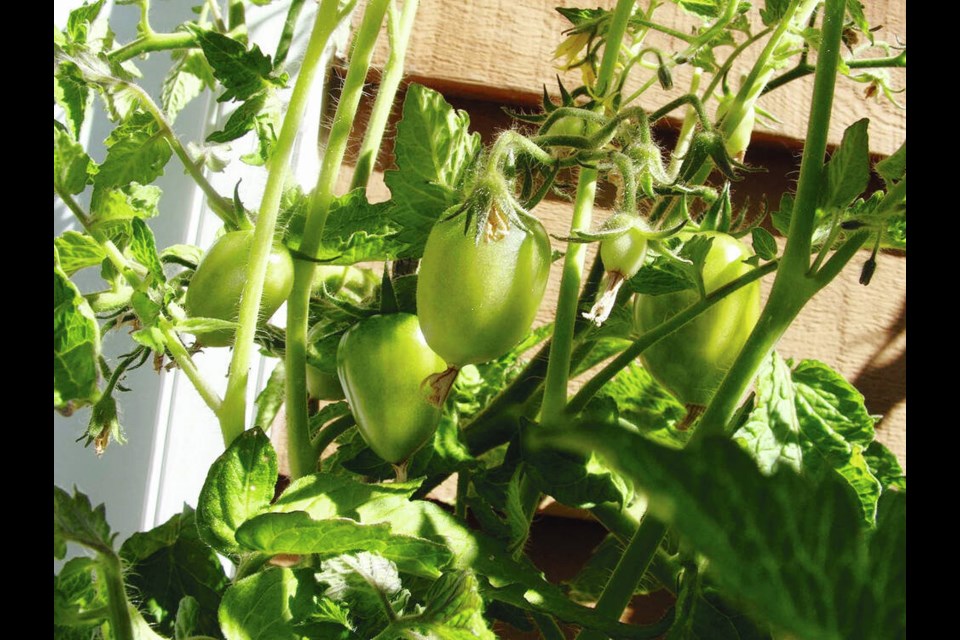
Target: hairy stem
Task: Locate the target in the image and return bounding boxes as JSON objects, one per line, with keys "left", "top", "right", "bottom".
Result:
{"left": 285, "top": 0, "right": 392, "bottom": 479}
{"left": 350, "top": 0, "right": 420, "bottom": 191}
{"left": 694, "top": 0, "right": 849, "bottom": 441}
{"left": 161, "top": 324, "right": 223, "bottom": 417}
{"left": 99, "top": 553, "right": 134, "bottom": 640}
{"left": 576, "top": 518, "right": 667, "bottom": 640}
{"left": 220, "top": 0, "right": 346, "bottom": 446}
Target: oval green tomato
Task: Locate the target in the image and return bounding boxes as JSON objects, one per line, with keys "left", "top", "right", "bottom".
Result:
{"left": 185, "top": 230, "right": 294, "bottom": 347}
{"left": 337, "top": 314, "right": 446, "bottom": 464}
{"left": 417, "top": 217, "right": 552, "bottom": 367}
{"left": 600, "top": 215, "right": 649, "bottom": 279}
{"left": 633, "top": 231, "right": 760, "bottom": 406}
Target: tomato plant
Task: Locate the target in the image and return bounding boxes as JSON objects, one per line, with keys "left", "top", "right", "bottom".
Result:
{"left": 184, "top": 230, "right": 295, "bottom": 347}
{"left": 54, "top": 1, "right": 906, "bottom": 639}
{"left": 337, "top": 313, "right": 446, "bottom": 465}
{"left": 633, "top": 232, "right": 760, "bottom": 406}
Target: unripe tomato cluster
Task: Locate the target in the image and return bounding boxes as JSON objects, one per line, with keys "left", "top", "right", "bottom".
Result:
{"left": 185, "top": 217, "right": 759, "bottom": 465}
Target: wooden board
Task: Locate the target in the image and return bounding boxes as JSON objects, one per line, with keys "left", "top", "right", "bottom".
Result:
{"left": 356, "top": 0, "right": 906, "bottom": 155}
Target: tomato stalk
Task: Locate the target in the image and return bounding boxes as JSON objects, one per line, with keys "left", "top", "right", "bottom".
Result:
{"left": 284, "top": 0, "right": 392, "bottom": 478}
{"left": 694, "top": 0, "right": 849, "bottom": 441}
{"left": 99, "top": 552, "right": 135, "bottom": 640}
{"left": 350, "top": 0, "right": 420, "bottom": 191}
{"left": 219, "top": 0, "right": 346, "bottom": 446}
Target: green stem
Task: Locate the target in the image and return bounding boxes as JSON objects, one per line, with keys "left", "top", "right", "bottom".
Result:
{"left": 221, "top": 0, "right": 345, "bottom": 447}
{"left": 123, "top": 81, "right": 239, "bottom": 226}
{"left": 312, "top": 414, "right": 355, "bottom": 463}
{"left": 532, "top": 612, "right": 567, "bottom": 640}
{"left": 350, "top": 0, "right": 419, "bottom": 191}
{"left": 576, "top": 517, "right": 668, "bottom": 640}
{"left": 595, "top": 0, "right": 637, "bottom": 99}
{"left": 99, "top": 553, "right": 134, "bottom": 640}
{"left": 161, "top": 324, "right": 223, "bottom": 417}
{"left": 56, "top": 191, "right": 144, "bottom": 289}
{"left": 274, "top": 0, "right": 307, "bottom": 70}
{"left": 540, "top": 167, "right": 597, "bottom": 422}
{"left": 692, "top": 1, "right": 851, "bottom": 443}
{"left": 700, "top": 26, "right": 775, "bottom": 102}
{"left": 774, "top": 0, "right": 846, "bottom": 277}
{"left": 107, "top": 31, "right": 197, "bottom": 64}
{"left": 285, "top": 0, "right": 391, "bottom": 479}
{"left": 678, "top": 0, "right": 740, "bottom": 61}
{"left": 455, "top": 468, "right": 469, "bottom": 520}
{"left": 568, "top": 261, "right": 778, "bottom": 414}
{"left": 763, "top": 50, "right": 907, "bottom": 95}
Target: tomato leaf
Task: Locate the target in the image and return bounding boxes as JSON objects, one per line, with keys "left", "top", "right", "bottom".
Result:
{"left": 751, "top": 227, "right": 778, "bottom": 261}
{"left": 173, "top": 596, "right": 201, "bottom": 640}
{"left": 54, "top": 252, "right": 101, "bottom": 411}
{"left": 196, "top": 428, "right": 278, "bottom": 556}
{"left": 760, "top": 0, "right": 790, "bottom": 26}
{"left": 280, "top": 186, "right": 402, "bottom": 264}
{"left": 863, "top": 441, "right": 906, "bottom": 492}
{"left": 272, "top": 472, "right": 420, "bottom": 519}
{"left": 219, "top": 567, "right": 329, "bottom": 640}
{"left": 129, "top": 218, "right": 165, "bottom": 284}
{"left": 254, "top": 361, "right": 285, "bottom": 432}
{"left": 55, "top": 232, "right": 106, "bottom": 276}
{"left": 385, "top": 84, "right": 482, "bottom": 258}
{"left": 397, "top": 571, "right": 496, "bottom": 639}
{"left": 54, "top": 61, "right": 90, "bottom": 140}
{"left": 523, "top": 415, "right": 632, "bottom": 510}
{"left": 735, "top": 352, "right": 889, "bottom": 522}
{"left": 538, "top": 423, "right": 906, "bottom": 640}
{"left": 318, "top": 553, "right": 409, "bottom": 638}
{"left": 161, "top": 49, "right": 216, "bottom": 122}
{"left": 194, "top": 28, "right": 282, "bottom": 103}
{"left": 96, "top": 111, "right": 173, "bottom": 190}
{"left": 120, "top": 506, "right": 229, "bottom": 638}
{"left": 823, "top": 118, "right": 870, "bottom": 211}
{"left": 54, "top": 123, "right": 93, "bottom": 196}
{"left": 875, "top": 141, "right": 905, "bottom": 188}
{"left": 54, "top": 557, "right": 108, "bottom": 630}
{"left": 90, "top": 183, "right": 162, "bottom": 228}
{"left": 54, "top": 486, "right": 116, "bottom": 559}
{"left": 598, "top": 362, "right": 688, "bottom": 448}
{"left": 236, "top": 512, "right": 452, "bottom": 578}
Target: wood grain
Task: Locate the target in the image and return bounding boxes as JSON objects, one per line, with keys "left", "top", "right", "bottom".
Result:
{"left": 354, "top": 0, "right": 906, "bottom": 155}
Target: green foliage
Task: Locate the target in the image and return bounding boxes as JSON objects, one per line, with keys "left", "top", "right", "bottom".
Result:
{"left": 120, "top": 506, "right": 229, "bottom": 637}
{"left": 539, "top": 423, "right": 906, "bottom": 639}
{"left": 197, "top": 428, "right": 279, "bottom": 555}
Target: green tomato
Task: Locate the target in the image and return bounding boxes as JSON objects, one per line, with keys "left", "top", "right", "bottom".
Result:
{"left": 716, "top": 98, "right": 756, "bottom": 160}
{"left": 336, "top": 313, "right": 446, "bottom": 464}
{"left": 185, "top": 230, "right": 294, "bottom": 347}
{"left": 416, "top": 216, "right": 552, "bottom": 367}
{"left": 633, "top": 231, "right": 760, "bottom": 406}
{"left": 600, "top": 214, "right": 649, "bottom": 279}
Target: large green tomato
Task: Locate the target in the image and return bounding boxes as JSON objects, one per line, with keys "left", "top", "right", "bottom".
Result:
{"left": 633, "top": 231, "right": 760, "bottom": 406}
{"left": 337, "top": 313, "right": 446, "bottom": 464}
{"left": 184, "top": 230, "right": 294, "bottom": 347}
{"left": 416, "top": 216, "right": 552, "bottom": 367}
